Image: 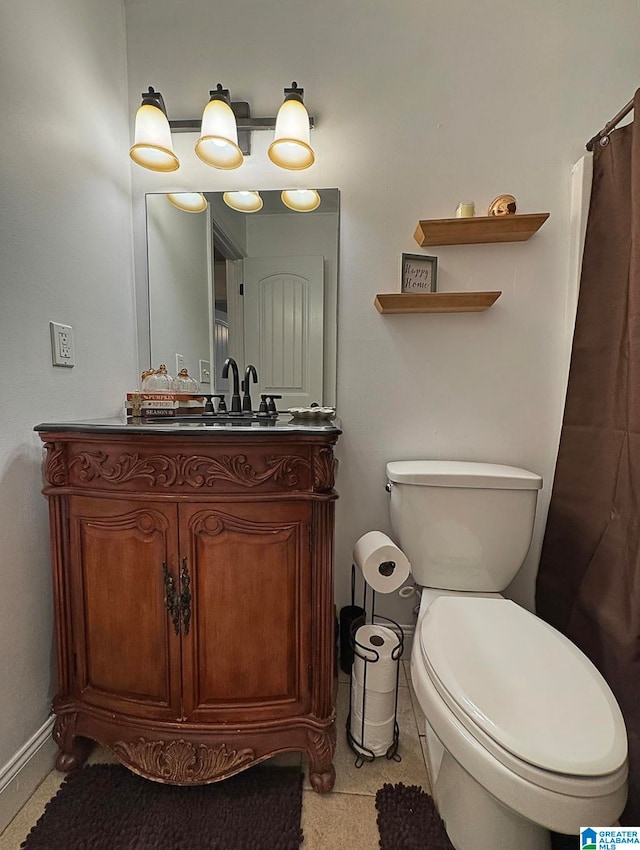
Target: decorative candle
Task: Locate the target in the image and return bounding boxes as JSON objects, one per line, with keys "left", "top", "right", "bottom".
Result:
{"left": 455, "top": 201, "right": 475, "bottom": 218}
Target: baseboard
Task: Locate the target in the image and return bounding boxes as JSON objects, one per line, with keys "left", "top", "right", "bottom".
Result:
{"left": 0, "top": 716, "right": 57, "bottom": 834}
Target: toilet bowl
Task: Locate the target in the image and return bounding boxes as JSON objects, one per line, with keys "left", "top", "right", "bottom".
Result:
{"left": 411, "top": 592, "right": 627, "bottom": 850}
{"left": 386, "top": 460, "right": 629, "bottom": 850}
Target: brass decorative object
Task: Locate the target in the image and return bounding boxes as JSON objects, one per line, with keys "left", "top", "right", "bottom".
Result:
{"left": 163, "top": 562, "right": 180, "bottom": 635}
{"left": 487, "top": 194, "right": 517, "bottom": 216}
{"left": 180, "top": 558, "right": 192, "bottom": 636}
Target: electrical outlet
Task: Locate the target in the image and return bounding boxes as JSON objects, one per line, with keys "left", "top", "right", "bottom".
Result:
{"left": 50, "top": 322, "right": 75, "bottom": 367}
{"left": 175, "top": 353, "right": 185, "bottom": 375}
{"left": 199, "top": 359, "right": 211, "bottom": 384}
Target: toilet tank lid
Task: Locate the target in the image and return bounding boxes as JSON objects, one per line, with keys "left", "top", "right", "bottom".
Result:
{"left": 386, "top": 460, "right": 542, "bottom": 490}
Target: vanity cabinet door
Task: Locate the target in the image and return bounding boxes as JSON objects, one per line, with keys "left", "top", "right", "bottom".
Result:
{"left": 68, "top": 496, "right": 183, "bottom": 721}
{"left": 179, "top": 501, "right": 312, "bottom": 723}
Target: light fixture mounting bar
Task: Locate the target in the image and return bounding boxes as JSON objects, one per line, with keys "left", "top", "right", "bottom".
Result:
{"left": 168, "top": 117, "right": 315, "bottom": 132}
{"left": 169, "top": 100, "right": 314, "bottom": 156}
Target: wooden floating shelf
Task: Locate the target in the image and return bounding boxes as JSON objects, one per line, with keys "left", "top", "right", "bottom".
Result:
{"left": 374, "top": 291, "right": 502, "bottom": 314}
{"left": 414, "top": 213, "right": 549, "bottom": 247}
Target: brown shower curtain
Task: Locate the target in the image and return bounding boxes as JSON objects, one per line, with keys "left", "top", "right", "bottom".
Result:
{"left": 536, "top": 89, "right": 640, "bottom": 825}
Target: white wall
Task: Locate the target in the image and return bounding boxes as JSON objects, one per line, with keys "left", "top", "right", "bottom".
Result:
{"left": 123, "top": 0, "right": 639, "bottom": 629}
{"left": 0, "top": 0, "right": 136, "bottom": 819}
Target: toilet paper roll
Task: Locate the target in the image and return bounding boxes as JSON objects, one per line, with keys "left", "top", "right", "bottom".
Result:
{"left": 353, "top": 531, "right": 411, "bottom": 594}
{"left": 349, "top": 708, "right": 396, "bottom": 757}
{"left": 352, "top": 624, "right": 400, "bottom": 692}
{"left": 350, "top": 674, "right": 397, "bottom": 724}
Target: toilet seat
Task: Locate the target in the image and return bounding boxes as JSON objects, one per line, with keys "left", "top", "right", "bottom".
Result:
{"left": 418, "top": 596, "right": 628, "bottom": 797}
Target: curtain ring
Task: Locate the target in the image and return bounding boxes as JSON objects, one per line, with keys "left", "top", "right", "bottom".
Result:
{"left": 599, "top": 135, "right": 610, "bottom": 147}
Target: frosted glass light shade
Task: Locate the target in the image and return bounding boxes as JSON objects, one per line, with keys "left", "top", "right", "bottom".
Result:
{"left": 130, "top": 104, "right": 180, "bottom": 172}
{"left": 195, "top": 99, "right": 243, "bottom": 170}
{"left": 281, "top": 189, "right": 321, "bottom": 212}
{"left": 167, "top": 193, "right": 208, "bottom": 213}
{"left": 268, "top": 98, "right": 315, "bottom": 170}
{"left": 223, "top": 191, "right": 263, "bottom": 213}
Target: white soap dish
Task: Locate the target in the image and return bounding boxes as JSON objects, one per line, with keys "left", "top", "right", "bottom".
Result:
{"left": 289, "top": 406, "right": 336, "bottom": 421}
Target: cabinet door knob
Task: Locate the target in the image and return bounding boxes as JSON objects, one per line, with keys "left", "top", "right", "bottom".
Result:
{"left": 180, "top": 558, "right": 192, "bottom": 636}
{"left": 162, "top": 562, "right": 181, "bottom": 636}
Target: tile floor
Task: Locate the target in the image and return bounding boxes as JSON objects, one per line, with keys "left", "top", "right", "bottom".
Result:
{"left": 0, "top": 662, "right": 431, "bottom": 850}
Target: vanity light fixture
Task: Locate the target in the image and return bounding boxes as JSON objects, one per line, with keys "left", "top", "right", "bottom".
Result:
{"left": 166, "top": 192, "right": 208, "bottom": 213}
{"left": 268, "top": 83, "right": 315, "bottom": 171}
{"left": 195, "top": 84, "right": 244, "bottom": 170}
{"left": 222, "top": 191, "right": 264, "bottom": 213}
{"left": 281, "top": 189, "right": 321, "bottom": 212}
{"left": 129, "top": 87, "right": 180, "bottom": 173}
{"left": 129, "top": 82, "right": 315, "bottom": 172}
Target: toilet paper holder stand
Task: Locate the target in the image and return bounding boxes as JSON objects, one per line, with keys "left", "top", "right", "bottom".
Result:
{"left": 346, "top": 564, "right": 405, "bottom": 768}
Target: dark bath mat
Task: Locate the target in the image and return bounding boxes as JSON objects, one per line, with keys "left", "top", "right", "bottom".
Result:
{"left": 551, "top": 833, "right": 579, "bottom": 850}
{"left": 376, "top": 782, "right": 581, "bottom": 850}
{"left": 375, "top": 782, "right": 454, "bottom": 849}
{"left": 21, "top": 762, "right": 304, "bottom": 850}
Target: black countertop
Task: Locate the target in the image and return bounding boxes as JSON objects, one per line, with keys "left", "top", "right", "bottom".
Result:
{"left": 34, "top": 415, "right": 342, "bottom": 437}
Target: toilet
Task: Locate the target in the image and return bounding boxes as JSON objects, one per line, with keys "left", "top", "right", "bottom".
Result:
{"left": 386, "top": 460, "right": 628, "bottom": 850}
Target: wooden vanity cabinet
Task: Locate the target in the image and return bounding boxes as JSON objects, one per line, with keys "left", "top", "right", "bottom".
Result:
{"left": 38, "top": 426, "right": 339, "bottom": 792}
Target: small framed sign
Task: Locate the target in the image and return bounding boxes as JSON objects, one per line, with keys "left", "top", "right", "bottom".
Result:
{"left": 401, "top": 253, "right": 438, "bottom": 293}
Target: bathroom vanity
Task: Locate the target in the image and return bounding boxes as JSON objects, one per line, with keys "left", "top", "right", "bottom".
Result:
{"left": 35, "top": 417, "right": 340, "bottom": 792}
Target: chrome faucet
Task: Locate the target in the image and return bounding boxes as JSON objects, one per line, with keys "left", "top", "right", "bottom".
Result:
{"left": 242, "top": 365, "right": 258, "bottom": 411}
{"left": 221, "top": 357, "right": 241, "bottom": 412}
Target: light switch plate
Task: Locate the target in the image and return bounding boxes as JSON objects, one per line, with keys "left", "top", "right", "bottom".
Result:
{"left": 50, "top": 322, "right": 75, "bottom": 367}
{"left": 199, "top": 359, "right": 211, "bottom": 384}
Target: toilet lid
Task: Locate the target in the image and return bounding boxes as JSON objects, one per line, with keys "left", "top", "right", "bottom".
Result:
{"left": 420, "top": 597, "right": 627, "bottom": 776}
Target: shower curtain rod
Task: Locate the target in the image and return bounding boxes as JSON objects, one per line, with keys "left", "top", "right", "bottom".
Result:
{"left": 586, "top": 96, "right": 634, "bottom": 151}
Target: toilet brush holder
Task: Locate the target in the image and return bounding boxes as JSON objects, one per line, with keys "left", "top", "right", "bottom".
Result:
{"left": 339, "top": 566, "right": 365, "bottom": 674}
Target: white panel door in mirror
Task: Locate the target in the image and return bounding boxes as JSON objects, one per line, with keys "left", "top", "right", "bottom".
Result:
{"left": 242, "top": 255, "right": 324, "bottom": 410}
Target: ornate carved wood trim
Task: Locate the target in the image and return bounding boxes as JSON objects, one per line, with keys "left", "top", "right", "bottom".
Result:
{"left": 68, "top": 451, "right": 310, "bottom": 490}
{"left": 312, "top": 446, "right": 336, "bottom": 492}
{"left": 52, "top": 712, "right": 76, "bottom": 748}
{"left": 189, "top": 509, "right": 297, "bottom": 538}
{"left": 112, "top": 737, "right": 255, "bottom": 783}
{"left": 311, "top": 501, "right": 335, "bottom": 717}
{"left": 307, "top": 724, "right": 337, "bottom": 793}
{"left": 44, "top": 443, "right": 67, "bottom": 486}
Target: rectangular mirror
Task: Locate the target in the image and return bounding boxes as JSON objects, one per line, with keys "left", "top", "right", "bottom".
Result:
{"left": 146, "top": 189, "right": 339, "bottom": 408}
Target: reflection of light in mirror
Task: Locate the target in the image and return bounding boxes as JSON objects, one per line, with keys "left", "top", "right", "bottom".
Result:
{"left": 195, "top": 94, "right": 243, "bottom": 170}
{"left": 281, "top": 189, "right": 321, "bottom": 212}
{"left": 167, "top": 192, "right": 208, "bottom": 213}
{"left": 223, "top": 191, "right": 264, "bottom": 213}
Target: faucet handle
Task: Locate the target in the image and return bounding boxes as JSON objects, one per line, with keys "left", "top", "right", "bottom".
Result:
{"left": 261, "top": 394, "right": 282, "bottom": 415}
{"left": 211, "top": 393, "right": 227, "bottom": 413}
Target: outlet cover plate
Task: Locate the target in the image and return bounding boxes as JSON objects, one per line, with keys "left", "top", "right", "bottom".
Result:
{"left": 50, "top": 322, "right": 75, "bottom": 367}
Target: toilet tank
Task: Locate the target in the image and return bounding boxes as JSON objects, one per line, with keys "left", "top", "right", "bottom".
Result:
{"left": 386, "top": 461, "right": 542, "bottom": 592}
